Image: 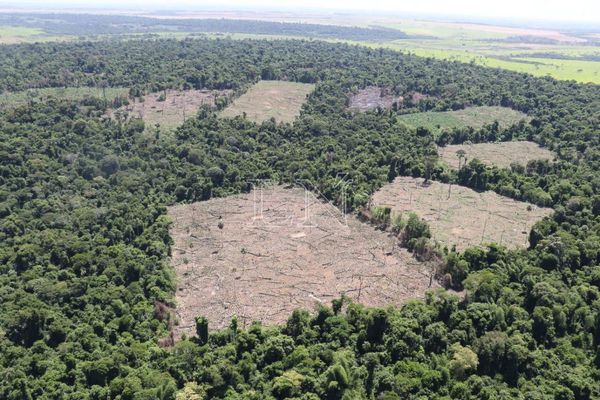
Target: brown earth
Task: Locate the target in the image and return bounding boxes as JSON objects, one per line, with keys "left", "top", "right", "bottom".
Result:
{"left": 168, "top": 186, "right": 437, "bottom": 336}
{"left": 347, "top": 86, "right": 403, "bottom": 112}
{"left": 110, "top": 89, "right": 232, "bottom": 130}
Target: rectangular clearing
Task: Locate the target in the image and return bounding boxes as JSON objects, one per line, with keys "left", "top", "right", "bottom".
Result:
{"left": 372, "top": 177, "right": 552, "bottom": 251}
{"left": 220, "top": 80, "right": 314, "bottom": 123}
{"left": 398, "top": 106, "right": 530, "bottom": 133}
{"left": 438, "top": 141, "right": 554, "bottom": 169}
{"left": 111, "top": 89, "right": 231, "bottom": 130}
{"left": 168, "top": 186, "right": 435, "bottom": 336}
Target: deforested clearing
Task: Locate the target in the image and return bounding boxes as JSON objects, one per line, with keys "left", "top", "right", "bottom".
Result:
{"left": 220, "top": 80, "right": 314, "bottom": 123}
{"left": 347, "top": 86, "right": 403, "bottom": 112}
{"left": 438, "top": 141, "right": 555, "bottom": 169}
{"left": 168, "top": 186, "right": 437, "bottom": 336}
{"left": 371, "top": 177, "right": 553, "bottom": 251}
{"left": 398, "top": 106, "right": 530, "bottom": 132}
{"left": 111, "top": 89, "right": 232, "bottom": 129}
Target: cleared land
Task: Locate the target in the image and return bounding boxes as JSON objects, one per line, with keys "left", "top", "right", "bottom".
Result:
{"left": 438, "top": 141, "right": 555, "bottom": 169}
{"left": 347, "top": 86, "right": 403, "bottom": 112}
{"left": 111, "top": 89, "right": 231, "bottom": 130}
{"left": 220, "top": 80, "right": 314, "bottom": 123}
{"left": 168, "top": 186, "right": 436, "bottom": 336}
{"left": 0, "top": 87, "right": 129, "bottom": 109}
{"left": 372, "top": 177, "right": 552, "bottom": 251}
{"left": 398, "top": 106, "right": 530, "bottom": 133}
{"left": 0, "top": 26, "right": 46, "bottom": 44}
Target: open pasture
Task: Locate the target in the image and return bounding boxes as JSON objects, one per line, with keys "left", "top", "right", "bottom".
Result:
{"left": 371, "top": 177, "right": 552, "bottom": 251}
{"left": 168, "top": 186, "right": 436, "bottom": 335}
{"left": 438, "top": 141, "right": 555, "bottom": 169}
{"left": 220, "top": 80, "right": 314, "bottom": 123}
{"left": 0, "top": 26, "right": 45, "bottom": 43}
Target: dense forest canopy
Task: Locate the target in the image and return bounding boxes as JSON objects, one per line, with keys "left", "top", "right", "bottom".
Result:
{"left": 0, "top": 13, "right": 411, "bottom": 41}
{"left": 0, "top": 37, "right": 600, "bottom": 399}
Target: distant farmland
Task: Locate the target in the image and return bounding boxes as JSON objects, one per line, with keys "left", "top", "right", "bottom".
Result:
{"left": 220, "top": 80, "right": 314, "bottom": 123}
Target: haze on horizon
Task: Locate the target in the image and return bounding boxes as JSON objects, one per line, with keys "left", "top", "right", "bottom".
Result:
{"left": 4, "top": 0, "right": 600, "bottom": 25}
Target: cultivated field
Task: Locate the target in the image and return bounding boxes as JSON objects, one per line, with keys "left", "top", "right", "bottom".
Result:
{"left": 0, "top": 87, "right": 129, "bottom": 109}
{"left": 111, "top": 89, "right": 231, "bottom": 130}
{"left": 371, "top": 177, "right": 552, "bottom": 251}
{"left": 220, "top": 80, "right": 314, "bottom": 123}
{"left": 398, "top": 106, "right": 530, "bottom": 133}
{"left": 438, "top": 141, "right": 555, "bottom": 169}
{"left": 168, "top": 186, "right": 437, "bottom": 335}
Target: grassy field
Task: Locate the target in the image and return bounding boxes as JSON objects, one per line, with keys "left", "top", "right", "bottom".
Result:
{"left": 355, "top": 19, "right": 600, "bottom": 83}
{"left": 372, "top": 177, "right": 553, "bottom": 251}
{"left": 0, "top": 87, "right": 129, "bottom": 108}
{"left": 220, "top": 80, "right": 314, "bottom": 123}
{"left": 0, "top": 26, "right": 45, "bottom": 43}
{"left": 398, "top": 106, "right": 530, "bottom": 133}
{"left": 438, "top": 141, "right": 555, "bottom": 169}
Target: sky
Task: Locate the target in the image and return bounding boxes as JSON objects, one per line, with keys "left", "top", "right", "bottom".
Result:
{"left": 5, "top": 0, "right": 600, "bottom": 23}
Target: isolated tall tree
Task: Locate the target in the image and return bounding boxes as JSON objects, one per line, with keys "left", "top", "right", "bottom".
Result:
{"left": 195, "top": 316, "right": 209, "bottom": 345}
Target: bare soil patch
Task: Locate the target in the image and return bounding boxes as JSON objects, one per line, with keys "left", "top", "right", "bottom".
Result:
{"left": 347, "top": 86, "right": 403, "bottom": 112}
{"left": 438, "top": 141, "right": 555, "bottom": 170}
{"left": 168, "top": 186, "right": 436, "bottom": 336}
{"left": 111, "top": 89, "right": 231, "bottom": 130}
{"left": 220, "top": 80, "right": 314, "bottom": 123}
{"left": 371, "top": 177, "right": 552, "bottom": 251}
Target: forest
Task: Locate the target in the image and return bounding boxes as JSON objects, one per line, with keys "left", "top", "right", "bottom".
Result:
{"left": 0, "top": 37, "right": 600, "bottom": 399}
{"left": 0, "top": 13, "right": 410, "bottom": 41}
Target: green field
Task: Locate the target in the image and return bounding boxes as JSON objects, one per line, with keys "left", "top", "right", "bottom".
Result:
{"left": 0, "top": 26, "right": 45, "bottom": 43}
{"left": 0, "top": 87, "right": 129, "bottom": 108}
{"left": 398, "top": 106, "right": 530, "bottom": 133}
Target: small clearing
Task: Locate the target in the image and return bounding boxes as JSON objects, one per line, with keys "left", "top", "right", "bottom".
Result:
{"left": 347, "top": 86, "right": 403, "bottom": 112}
{"left": 111, "top": 89, "right": 231, "bottom": 130}
{"left": 398, "top": 106, "right": 530, "bottom": 133}
{"left": 371, "top": 177, "right": 552, "bottom": 251}
{"left": 220, "top": 80, "right": 314, "bottom": 123}
{"left": 169, "top": 186, "right": 436, "bottom": 336}
{"left": 438, "top": 141, "right": 555, "bottom": 169}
